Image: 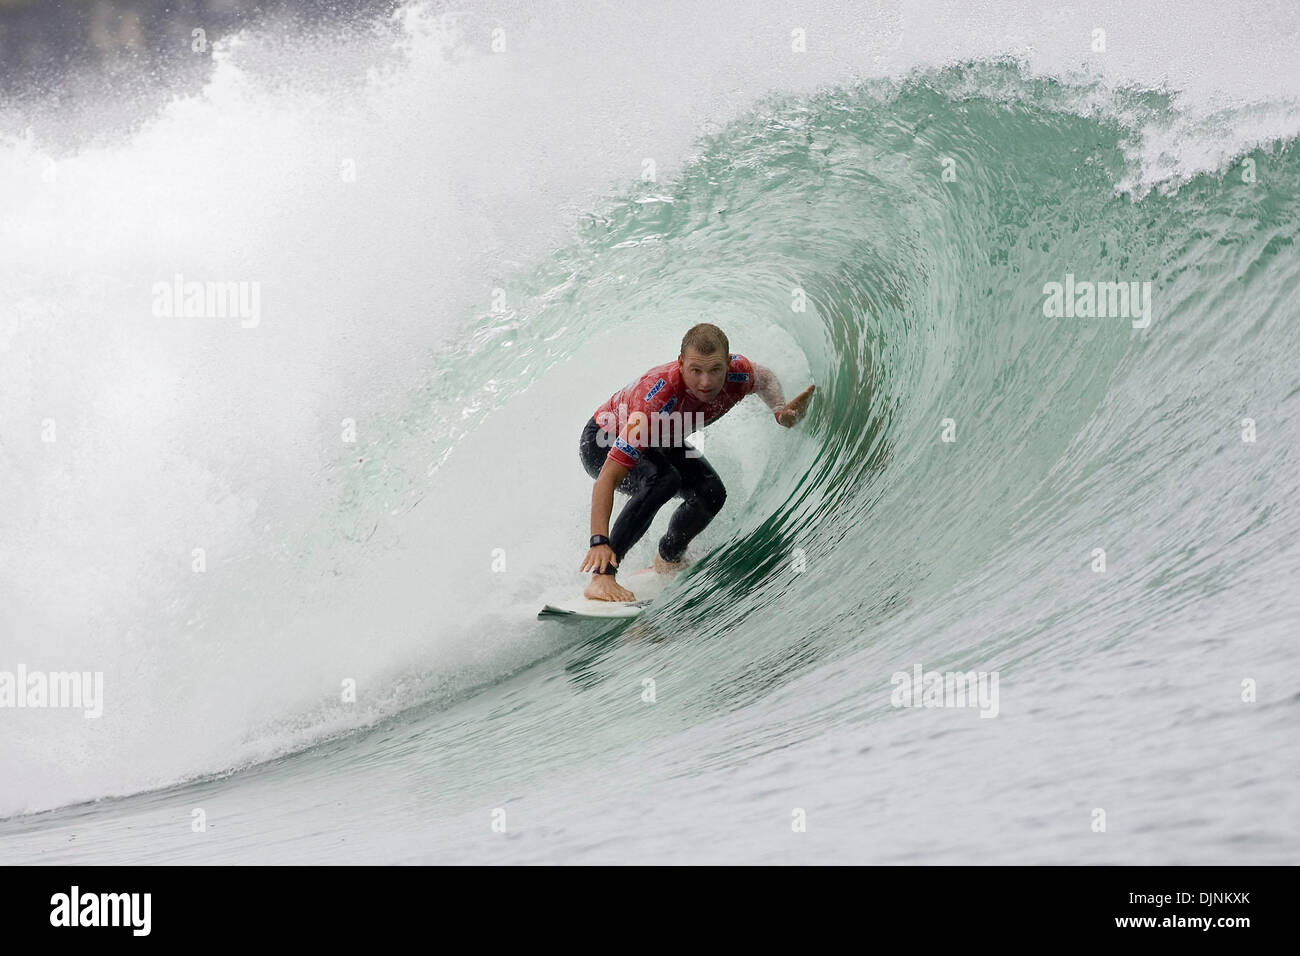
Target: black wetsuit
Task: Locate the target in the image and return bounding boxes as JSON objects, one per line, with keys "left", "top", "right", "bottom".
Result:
{"left": 579, "top": 417, "right": 727, "bottom": 572}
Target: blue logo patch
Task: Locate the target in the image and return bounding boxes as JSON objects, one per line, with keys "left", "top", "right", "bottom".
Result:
{"left": 659, "top": 395, "right": 678, "bottom": 415}
{"left": 727, "top": 372, "right": 750, "bottom": 382}
{"left": 644, "top": 378, "right": 667, "bottom": 401}
{"left": 613, "top": 438, "right": 641, "bottom": 460}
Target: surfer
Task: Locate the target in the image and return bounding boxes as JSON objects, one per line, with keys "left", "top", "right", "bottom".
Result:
{"left": 579, "top": 323, "right": 815, "bottom": 601}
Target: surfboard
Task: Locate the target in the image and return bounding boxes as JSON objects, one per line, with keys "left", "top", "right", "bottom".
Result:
{"left": 538, "top": 567, "right": 671, "bottom": 619}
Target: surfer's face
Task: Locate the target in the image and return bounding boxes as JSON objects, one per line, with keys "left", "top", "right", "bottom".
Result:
{"left": 680, "top": 348, "right": 727, "bottom": 402}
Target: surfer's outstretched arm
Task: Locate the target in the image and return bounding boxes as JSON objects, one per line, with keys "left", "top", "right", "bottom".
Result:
{"left": 753, "top": 363, "right": 815, "bottom": 428}
{"left": 753, "top": 363, "right": 787, "bottom": 409}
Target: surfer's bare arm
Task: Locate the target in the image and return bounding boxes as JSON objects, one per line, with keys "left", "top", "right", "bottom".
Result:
{"left": 753, "top": 363, "right": 787, "bottom": 410}
{"left": 754, "top": 363, "right": 815, "bottom": 428}
{"left": 581, "top": 457, "right": 630, "bottom": 574}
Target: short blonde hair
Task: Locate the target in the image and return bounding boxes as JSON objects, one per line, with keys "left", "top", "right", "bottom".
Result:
{"left": 680, "top": 323, "right": 729, "bottom": 359}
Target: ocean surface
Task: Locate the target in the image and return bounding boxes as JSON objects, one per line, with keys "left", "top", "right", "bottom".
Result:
{"left": 2, "top": 0, "right": 1298, "bottom": 864}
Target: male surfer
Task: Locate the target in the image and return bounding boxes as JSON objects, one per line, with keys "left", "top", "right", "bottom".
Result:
{"left": 579, "top": 323, "right": 815, "bottom": 601}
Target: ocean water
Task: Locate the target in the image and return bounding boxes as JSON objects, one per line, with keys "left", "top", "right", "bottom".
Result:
{"left": 2, "top": 0, "right": 1299, "bottom": 864}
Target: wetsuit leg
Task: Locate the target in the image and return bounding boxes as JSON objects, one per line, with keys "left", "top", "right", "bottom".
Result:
{"left": 656, "top": 443, "right": 727, "bottom": 562}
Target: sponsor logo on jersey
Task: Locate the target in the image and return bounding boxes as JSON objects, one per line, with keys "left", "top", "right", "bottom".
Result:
{"left": 613, "top": 437, "right": 641, "bottom": 460}
{"left": 644, "top": 378, "right": 667, "bottom": 401}
{"left": 659, "top": 395, "right": 678, "bottom": 415}
{"left": 727, "top": 371, "right": 750, "bottom": 382}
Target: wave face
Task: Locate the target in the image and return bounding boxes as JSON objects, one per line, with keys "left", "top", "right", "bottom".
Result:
{"left": 2, "top": 0, "right": 1299, "bottom": 861}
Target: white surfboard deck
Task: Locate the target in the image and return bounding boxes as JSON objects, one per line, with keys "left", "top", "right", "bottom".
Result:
{"left": 538, "top": 567, "right": 671, "bottom": 619}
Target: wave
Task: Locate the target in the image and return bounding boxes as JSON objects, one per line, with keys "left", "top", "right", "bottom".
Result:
{"left": 2, "top": 16, "right": 1299, "bottom": 820}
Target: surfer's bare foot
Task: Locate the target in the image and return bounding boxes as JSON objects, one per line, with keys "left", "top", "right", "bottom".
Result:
{"left": 585, "top": 575, "right": 636, "bottom": 602}
{"left": 654, "top": 553, "right": 691, "bottom": 575}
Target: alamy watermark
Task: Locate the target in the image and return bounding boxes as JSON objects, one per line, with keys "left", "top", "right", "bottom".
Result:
{"left": 890, "top": 662, "right": 999, "bottom": 718}
{"left": 50, "top": 887, "right": 150, "bottom": 936}
{"left": 594, "top": 407, "right": 707, "bottom": 458}
{"left": 151, "top": 273, "right": 261, "bottom": 328}
{"left": 1042, "top": 273, "right": 1151, "bottom": 329}
{"left": 0, "top": 665, "right": 103, "bottom": 718}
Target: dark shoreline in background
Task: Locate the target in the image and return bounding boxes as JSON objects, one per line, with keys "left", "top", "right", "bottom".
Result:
{"left": 0, "top": 0, "right": 400, "bottom": 135}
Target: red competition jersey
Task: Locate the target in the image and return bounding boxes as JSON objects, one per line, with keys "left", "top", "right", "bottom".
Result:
{"left": 593, "top": 354, "right": 760, "bottom": 468}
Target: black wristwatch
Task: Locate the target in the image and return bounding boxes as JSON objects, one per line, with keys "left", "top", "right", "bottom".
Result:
{"left": 590, "top": 534, "right": 610, "bottom": 548}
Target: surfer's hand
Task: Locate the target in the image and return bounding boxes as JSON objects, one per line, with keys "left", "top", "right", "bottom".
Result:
{"left": 776, "top": 384, "right": 815, "bottom": 427}
{"left": 580, "top": 545, "right": 619, "bottom": 574}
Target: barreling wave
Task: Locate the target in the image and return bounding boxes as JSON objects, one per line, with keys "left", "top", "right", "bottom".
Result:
{"left": 3, "top": 57, "right": 1299, "bottom": 838}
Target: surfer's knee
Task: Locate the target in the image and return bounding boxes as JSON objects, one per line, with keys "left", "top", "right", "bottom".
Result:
{"left": 700, "top": 476, "right": 726, "bottom": 514}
